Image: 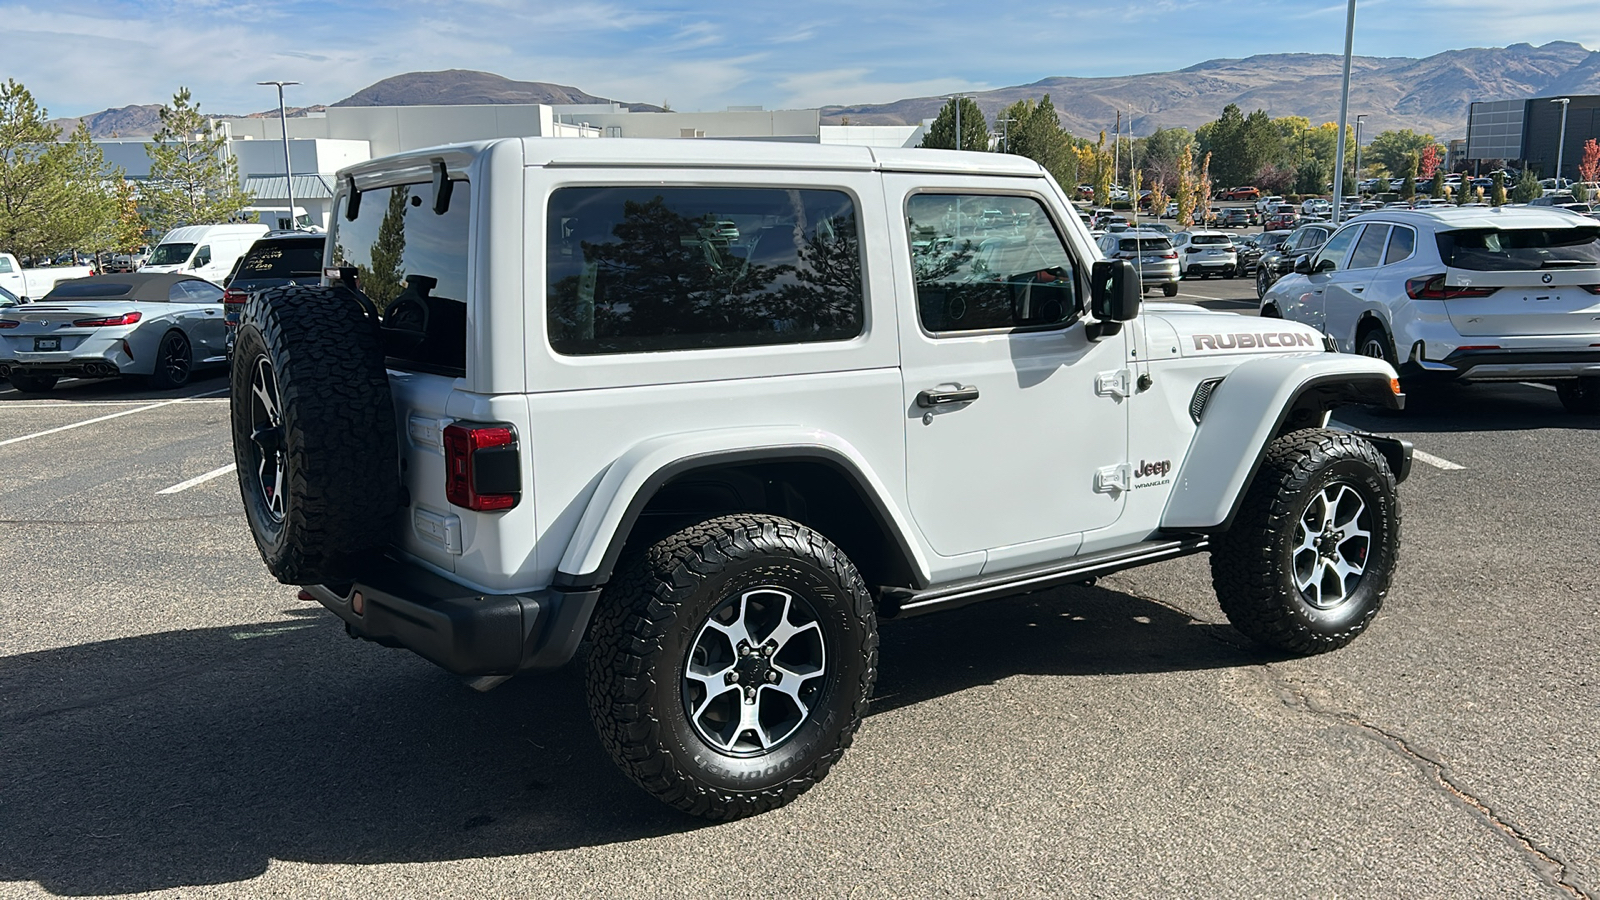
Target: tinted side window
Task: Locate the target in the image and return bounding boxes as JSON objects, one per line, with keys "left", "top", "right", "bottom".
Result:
{"left": 1348, "top": 224, "right": 1391, "bottom": 269}
{"left": 332, "top": 181, "right": 472, "bottom": 374}
{"left": 547, "top": 187, "right": 863, "bottom": 355}
{"left": 1384, "top": 226, "right": 1416, "bottom": 265}
{"left": 0, "top": 257, "right": 12, "bottom": 273}
{"left": 1314, "top": 225, "right": 1362, "bottom": 271}
{"left": 906, "top": 193, "right": 1079, "bottom": 334}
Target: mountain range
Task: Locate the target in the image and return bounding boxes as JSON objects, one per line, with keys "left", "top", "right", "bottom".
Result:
{"left": 48, "top": 42, "right": 1600, "bottom": 141}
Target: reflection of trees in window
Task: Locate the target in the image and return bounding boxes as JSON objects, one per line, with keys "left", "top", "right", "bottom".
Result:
{"left": 549, "top": 192, "right": 864, "bottom": 354}
{"left": 359, "top": 187, "right": 409, "bottom": 311}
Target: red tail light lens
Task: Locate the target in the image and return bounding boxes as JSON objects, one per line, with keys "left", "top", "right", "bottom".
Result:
{"left": 72, "top": 311, "right": 143, "bottom": 327}
{"left": 223, "top": 288, "right": 249, "bottom": 305}
{"left": 1578, "top": 285, "right": 1600, "bottom": 295}
{"left": 1405, "top": 274, "right": 1498, "bottom": 300}
{"left": 0, "top": 320, "right": 18, "bottom": 329}
{"left": 442, "top": 422, "right": 520, "bottom": 511}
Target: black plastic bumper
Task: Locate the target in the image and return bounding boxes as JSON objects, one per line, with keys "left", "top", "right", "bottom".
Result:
{"left": 1400, "top": 347, "right": 1600, "bottom": 383}
{"left": 312, "top": 556, "right": 601, "bottom": 676}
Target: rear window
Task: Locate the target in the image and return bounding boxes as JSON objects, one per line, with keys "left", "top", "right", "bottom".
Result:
{"left": 1436, "top": 227, "right": 1600, "bottom": 271}
{"left": 547, "top": 186, "right": 864, "bottom": 355}
{"left": 332, "top": 181, "right": 471, "bottom": 375}
{"left": 1190, "top": 234, "right": 1230, "bottom": 246}
{"left": 1119, "top": 237, "right": 1173, "bottom": 252}
{"left": 235, "top": 241, "right": 325, "bottom": 281}
{"left": 45, "top": 281, "right": 133, "bottom": 299}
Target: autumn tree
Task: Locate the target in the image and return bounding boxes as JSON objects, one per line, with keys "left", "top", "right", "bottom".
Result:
{"left": 1175, "top": 143, "right": 1195, "bottom": 227}
{"left": 1196, "top": 152, "right": 1214, "bottom": 225}
{"left": 1092, "top": 131, "right": 1113, "bottom": 206}
{"left": 919, "top": 97, "right": 990, "bottom": 152}
{"left": 143, "top": 87, "right": 252, "bottom": 233}
{"left": 1491, "top": 171, "right": 1508, "bottom": 206}
{"left": 0, "top": 79, "right": 119, "bottom": 262}
{"left": 1418, "top": 144, "right": 1441, "bottom": 181}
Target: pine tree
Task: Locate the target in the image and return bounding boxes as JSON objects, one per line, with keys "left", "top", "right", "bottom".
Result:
{"left": 143, "top": 87, "right": 252, "bottom": 233}
{"left": 998, "top": 95, "right": 1077, "bottom": 189}
{"left": 919, "top": 97, "right": 989, "bottom": 153}
{"left": 1511, "top": 169, "right": 1541, "bottom": 204}
{"left": 360, "top": 186, "right": 409, "bottom": 310}
{"left": 0, "top": 80, "right": 118, "bottom": 261}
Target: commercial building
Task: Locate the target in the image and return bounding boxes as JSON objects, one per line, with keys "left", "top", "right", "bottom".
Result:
{"left": 1465, "top": 95, "right": 1600, "bottom": 179}
{"left": 99, "top": 104, "right": 925, "bottom": 230}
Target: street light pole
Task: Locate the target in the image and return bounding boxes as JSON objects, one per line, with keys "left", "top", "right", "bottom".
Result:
{"left": 1330, "top": 0, "right": 1357, "bottom": 226}
{"left": 258, "top": 80, "right": 300, "bottom": 230}
{"left": 1354, "top": 114, "right": 1367, "bottom": 193}
{"left": 1553, "top": 97, "right": 1571, "bottom": 186}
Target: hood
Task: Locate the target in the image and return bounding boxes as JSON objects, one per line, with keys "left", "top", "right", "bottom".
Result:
{"left": 1143, "top": 303, "right": 1327, "bottom": 358}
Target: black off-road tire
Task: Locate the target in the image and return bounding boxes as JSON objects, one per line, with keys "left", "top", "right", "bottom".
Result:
{"left": 230, "top": 285, "right": 399, "bottom": 585}
{"left": 585, "top": 513, "right": 878, "bottom": 820}
{"left": 1556, "top": 377, "right": 1600, "bottom": 414}
{"left": 1210, "top": 428, "right": 1400, "bottom": 655}
{"left": 8, "top": 371, "right": 57, "bottom": 394}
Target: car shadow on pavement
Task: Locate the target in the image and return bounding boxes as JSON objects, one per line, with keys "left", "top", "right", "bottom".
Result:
{"left": 0, "top": 585, "right": 1251, "bottom": 895}
{"left": 1335, "top": 381, "right": 1599, "bottom": 434}
{"left": 0, "top": 369, "right": 227, "bottom": 404}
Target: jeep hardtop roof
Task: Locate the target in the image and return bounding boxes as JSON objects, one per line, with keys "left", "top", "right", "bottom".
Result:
{"left": 337, "top": 137, "right": 1048, "bottom": 187}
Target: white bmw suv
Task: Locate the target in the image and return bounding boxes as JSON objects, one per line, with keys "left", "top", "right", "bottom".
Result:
{"left": 1260, "top": 206, "right": 1600, "bottom": 413}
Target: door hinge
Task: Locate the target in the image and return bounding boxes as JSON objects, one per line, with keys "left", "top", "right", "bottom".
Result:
{"left": 1095, "top": 369, "right": 1132, "bottom": 399}
{"left": 1094, "top": 463, "right": 1132, "bottom": 493}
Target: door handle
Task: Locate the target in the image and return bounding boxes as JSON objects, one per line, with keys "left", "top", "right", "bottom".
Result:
{"left": 916, "top": 385, "right": 979, "bottom": 408}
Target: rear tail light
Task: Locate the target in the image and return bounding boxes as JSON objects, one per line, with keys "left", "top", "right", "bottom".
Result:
{"left": 223, "top": 288, "right": 249, "bottom": 305}
{"left": 1164, "top": 252, "right": 1177, "bottom": 259}
{"left": 1579, "top": 285, "right": 1600, "bottom": 295}
{"left": 0, "top": 320, "right": 18, "bottom": 329}
{"left": 1405, "top": 275, "right": 1499, "bottom": 300}
{"left": 443, "top": 422, "right": 521, "bottom": 511}
{"left": 72, "top": 312, "right": 143, "bottom": 327}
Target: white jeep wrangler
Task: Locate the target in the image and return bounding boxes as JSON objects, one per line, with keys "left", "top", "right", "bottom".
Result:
{"left": 231, "top": 139, "right": 1411, "bottom": 820}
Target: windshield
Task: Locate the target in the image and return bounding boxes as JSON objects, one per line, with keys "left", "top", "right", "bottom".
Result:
{"left": 147, "top": 243, "right": 195, "bottom": 266}
{"left": 1437, "top": 227, "right": 1600, "bottom": 271}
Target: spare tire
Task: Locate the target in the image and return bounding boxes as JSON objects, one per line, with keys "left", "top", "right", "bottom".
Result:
{"left": 230, "top": 285, "right": 401, "bottom": 585}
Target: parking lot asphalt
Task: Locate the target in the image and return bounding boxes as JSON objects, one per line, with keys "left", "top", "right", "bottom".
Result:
{"left": 1, "top": 294, "right": 1597, "bottom": 898}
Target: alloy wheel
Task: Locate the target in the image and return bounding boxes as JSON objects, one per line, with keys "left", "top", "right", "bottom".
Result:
{"left": 1292, "top": 483, "right": 1371, "bottom": 609}
{"left": 248, "top": 356, "right": 287, "bottom": 523}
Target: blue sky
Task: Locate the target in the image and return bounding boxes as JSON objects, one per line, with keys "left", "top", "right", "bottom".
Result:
{"left": 11, "top": 0, "right": 1598, "bottom": 119}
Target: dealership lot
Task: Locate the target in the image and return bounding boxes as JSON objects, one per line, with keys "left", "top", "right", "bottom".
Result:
{"left": 1, "top": 287, "right": 1596, "bottom": 898}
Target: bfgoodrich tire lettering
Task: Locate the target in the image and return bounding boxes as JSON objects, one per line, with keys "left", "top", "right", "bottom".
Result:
{"left": 1209, "top": 428, "right": 1400, "bottom": 655}
{"left": 585, "top": 514, "right": 877, "bottom": 820}
{"left": 230, "top": 285, "right": 400, "bottom": 584}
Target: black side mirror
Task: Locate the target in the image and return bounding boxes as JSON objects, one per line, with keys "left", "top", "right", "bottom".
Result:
{"left": 1089, "top": 259, "right": 1140, "bottom": 339}
{"left": 1293, "top": 257, "right": 1313, "bottom": 275}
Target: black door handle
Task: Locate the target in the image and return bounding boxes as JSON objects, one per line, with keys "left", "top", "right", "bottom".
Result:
{"left": 916, "top": 385, "right": 980, "bottom": 408}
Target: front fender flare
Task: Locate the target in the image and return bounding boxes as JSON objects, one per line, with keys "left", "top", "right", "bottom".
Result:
{"left": 1161, "top": 354, "right": 1402, "bottom": 533}
{"left": 553, "top": 427, "right": 930, "bottom": 589}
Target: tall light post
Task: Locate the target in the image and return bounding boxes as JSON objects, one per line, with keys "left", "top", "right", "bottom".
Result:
{"left": 258, "top": 80, "right": 300, "bottom": 230}
{"left": 1330, "top": 0, "right": 1357, "bottom": 225}
{"left": 939, "top": 95, "right": 966, "bottom": 152}
{"left": 997, "top": 116, "right": 1016, "bottom": 154}
{"left": 1552, "top": 97, "right": 1571, "bottom": 186}
{"left": 1354, "top": 114, "right": 1367, "bottom": 193}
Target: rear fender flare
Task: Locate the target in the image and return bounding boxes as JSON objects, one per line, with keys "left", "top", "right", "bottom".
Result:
{"left": 1161, "top": 354, "right": 1402, "bottom": 533}
{"left": 553, "top": 427, "right": 929, "bottom": 589}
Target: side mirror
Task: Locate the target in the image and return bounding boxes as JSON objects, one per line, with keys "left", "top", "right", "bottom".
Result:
{"left": 1293, "top": 257, "right": 1314, "bottom": 275}
{"left": 1089, "top": 259, "right": 1140, "bottom": 338}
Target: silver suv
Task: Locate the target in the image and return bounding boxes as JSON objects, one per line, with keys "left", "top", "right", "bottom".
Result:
{"left": 1261, "top": 206, "right": 1600, "bottom": 413}
{"left": 1096, "top": 229, "right": 1180, "bottom": 296}
{"left": 231, "top": 139, "right": 1412, "bottom": 820}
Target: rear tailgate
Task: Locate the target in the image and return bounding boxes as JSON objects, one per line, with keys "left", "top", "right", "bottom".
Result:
{"left": 1440, "top": 223, "right": 1600, "bottom": 337}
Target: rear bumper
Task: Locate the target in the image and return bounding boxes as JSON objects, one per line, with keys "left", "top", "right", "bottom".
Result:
{"left": 2, "top": 359, "right": 123, "bottom": 378}
{"left": 306, "top": 556, "right": 602, "bottom": 676}
{"left": 1401, "top": 345, "right": 1600, "bottom": 383}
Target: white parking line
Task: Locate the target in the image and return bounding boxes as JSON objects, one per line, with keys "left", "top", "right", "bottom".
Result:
{"left": 0, "top": 399, "right": 230, "bottom": 409}
{"left": 157, "top": 462, "right": 237, "bottom": 495}
{"left": 0, "top": 388, "right": 227, "bottom": 447}
{"left": 1412, "top": 449, "right": 1466, "bottom": 471}
{"left": 1522, "top": 382, "right": 1557, "bottom": 392}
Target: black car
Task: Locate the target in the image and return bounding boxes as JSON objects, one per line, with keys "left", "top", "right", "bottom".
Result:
{"left": 1229, "top": 234, "right": 1266, "bottom": 276}
{"left": 1254, "top": 224, "right": 1332, "bottom": 299}
{"left": 222, "top": 231, "right": 327, "bottom": 350}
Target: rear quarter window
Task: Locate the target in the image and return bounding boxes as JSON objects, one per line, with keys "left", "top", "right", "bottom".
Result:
{"left": 1436, "top": 227, "right": 1600, "bottom": 271}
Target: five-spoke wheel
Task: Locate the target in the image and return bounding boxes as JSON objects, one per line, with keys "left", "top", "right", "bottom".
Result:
{"left": 1291, "top": 483, "right": 1371, "bottom": 609}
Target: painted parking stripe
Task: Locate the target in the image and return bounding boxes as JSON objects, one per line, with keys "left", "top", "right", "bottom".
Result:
{"left": 1521, "top": 382, "right": 1557, "bottom": 392}
{"left": 1412, "top": 449, "right": 1466, "bottom": 471}
{"left": 0, "top": 388, "right": 227, "bottom": 447}
{"left": 157, "top": 463, "right": 237, "bottom": 495}
{"left": 0, "top": 398, "right": 230, "bottom": 409}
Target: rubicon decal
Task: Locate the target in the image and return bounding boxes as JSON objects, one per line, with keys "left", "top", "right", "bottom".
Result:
{"left": 1193, "top": 332, "right": 1318, "bottom": 351}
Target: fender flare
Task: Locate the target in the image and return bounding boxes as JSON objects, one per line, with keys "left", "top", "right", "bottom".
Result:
{"left": 1161, "top": 354, "right": 1403, "bottom": 533}
{"left": 552, "top": 427, "right": 930, "bottom": 590}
